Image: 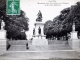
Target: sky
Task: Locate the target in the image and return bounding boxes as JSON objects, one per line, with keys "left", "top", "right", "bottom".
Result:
{"left": 20, "top": 0, "right": 79, "bottom": 38}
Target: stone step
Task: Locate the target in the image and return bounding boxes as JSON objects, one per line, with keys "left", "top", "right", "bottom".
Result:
{"left": 0, "top": 47, "right": 6, "bottom": 51}
{"left": 8, "top": 44, "right": 72, "bottom": 51}
{"left": 0, "top": 45, "right": 6, "bottom": 48}
{"left": 0, "top": 41, "right": 6, "bottom": 51}
{"left": 48, "top": 40, "right": 67, "bottom": 44}
{"left": 28, "top": 45, "right": 72, "bottom": 51}
{"left": 0, "top": 40, "right": 6, "bottom": 45}
{"left": 0, "top": 45, "right": 6, "bottom": 55}
{"left": 9, "top": 40, "right": 68, "bottom": 45}
{"left": 9, "top": 40, "right": 27, "bottom": 45}
{"left": 0, "top": 51, "right": 80, "bottom": 59}
{"left": 8, "top": 45, "right": 27, "bottom": 51}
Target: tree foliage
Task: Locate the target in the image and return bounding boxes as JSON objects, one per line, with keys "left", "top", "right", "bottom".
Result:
{"left": 44, "top": 2, "right": 80, "bottom": 39}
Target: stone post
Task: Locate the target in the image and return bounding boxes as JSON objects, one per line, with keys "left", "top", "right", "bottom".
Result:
{"left": 68, "top": 23, "right": 80, "bottom": 52}
{"left": 0, "top": 20, "right": 6, "bottom": 55}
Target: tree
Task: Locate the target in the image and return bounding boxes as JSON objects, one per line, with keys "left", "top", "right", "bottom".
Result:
{"left": 44, "top": 20, "right": 53, "bottom": 38}
{"left": 44, "top": 7, "right": 71, "bottom": 40}
{"left": 44, "top": 2, "right": 80, "bottom": 40}
{"left": 0, "top": 0, "right": 29, "bottom": 40}
{"left": 62, "top": 2, "right": 80, "bottom": 33}
{"left": 5, "top": 10, "right": 29, "bottom": 40}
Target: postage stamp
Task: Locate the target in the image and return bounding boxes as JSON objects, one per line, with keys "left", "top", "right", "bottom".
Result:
{"left": 6, "top": 0, "right": 20, "bottom": 15}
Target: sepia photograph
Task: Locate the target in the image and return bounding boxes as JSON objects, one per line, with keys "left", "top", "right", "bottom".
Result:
{"left": 0, "top": 0, "right": 80, "bottom": 59}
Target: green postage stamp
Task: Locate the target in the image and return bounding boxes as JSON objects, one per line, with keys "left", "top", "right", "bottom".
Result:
{"left": 6, "top": 0, "right": 20, "bottom": 15}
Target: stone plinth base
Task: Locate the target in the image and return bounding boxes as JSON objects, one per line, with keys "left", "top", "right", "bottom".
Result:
{"left": 32, "top": 35, "right": 48, "bottom": 45}
{"left": 69, "top": 31, "right": 80, "bottom": 52}
{"left": 0, "top": 30, "right": 6, "bottom": 54}
{"left": 0, "top": 40, "right": 6, "bottom": 55}
{"left": 0, "top": 30, "right": 6, "bottom": 39}
{"left": 32, "top": 39, "right": 48, "bottom": 45}
{"left": 68, "top": 39, "right": 80, "bottom": 51}
{"left": 70, "top": 31, "right": 78, "bottom": 40}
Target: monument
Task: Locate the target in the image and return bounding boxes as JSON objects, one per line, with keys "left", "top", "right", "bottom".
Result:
{"left": 32, "top": 10, "right": 48, "bottom": 45}
{"left": 0, "top": 20, "right": 6, "bottom": 54}
{"left": 68, "top": 22, "right": 80, "bottom": 51}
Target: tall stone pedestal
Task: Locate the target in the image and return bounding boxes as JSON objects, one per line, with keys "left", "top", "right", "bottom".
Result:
{"left": 71, "top": 31, "right": 78, "bottom": 40}
{"left": 32, "top": 35, "right": 48, "bottom": 45}
{"left": 68, "top": 31, "right": 80, "bottom": 51}
{"left": 0, "top": 30, "right": 6, "bottom": 55}
{"left": 32, "top": 21, "right": 48, "bottom": 45}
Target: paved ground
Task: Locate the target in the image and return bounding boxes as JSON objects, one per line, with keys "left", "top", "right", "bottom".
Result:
{"left": 0, "top": 50, "right": 80, "bottom": 59}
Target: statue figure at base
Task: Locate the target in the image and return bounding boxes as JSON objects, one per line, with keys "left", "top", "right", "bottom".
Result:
{"left": 38, "top": 27, "right": 41, "bottom": 35}
{"left": 72, "top": 22, "right": 75, "bottom": 31}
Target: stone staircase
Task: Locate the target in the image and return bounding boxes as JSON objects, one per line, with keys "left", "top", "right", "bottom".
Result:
{"left": 8, "top": 40, "right": 28, "bottom": 51}
{"left": 1, "top": 40, "right": 80, "bottom": 59}
{"left": 8, "top": 40, "right": 72, "bottom": 51}
{"left": 28, "top": 40, "right": 72, "bottom": 51}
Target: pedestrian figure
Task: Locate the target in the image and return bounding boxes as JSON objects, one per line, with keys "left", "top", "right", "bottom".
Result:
{"left": 33, "top": 28, "right": 35, "bottom": 35}
{"left": 26, "top": 43, "right": 29, "bottom": 49}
